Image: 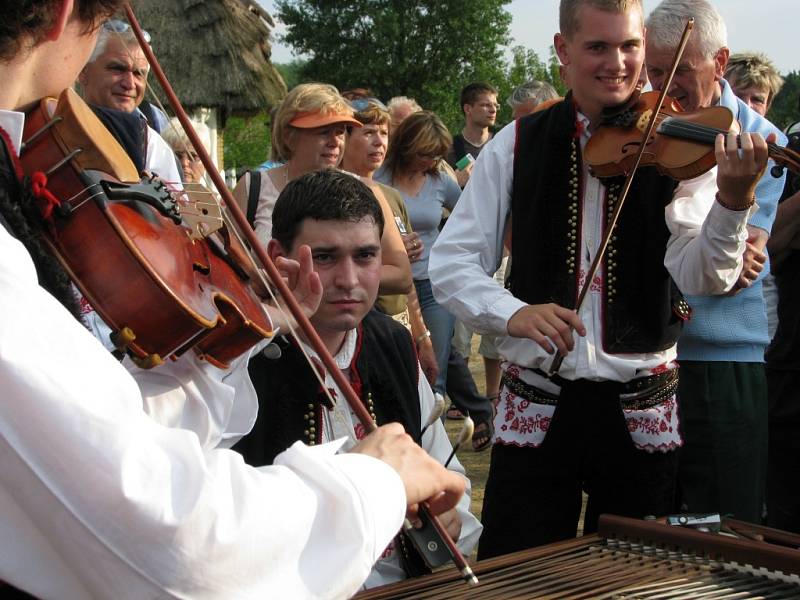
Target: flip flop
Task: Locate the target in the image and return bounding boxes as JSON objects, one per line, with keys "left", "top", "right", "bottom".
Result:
{"left": 446, "top": 405, "right": 466, "bottom": 420}
{"left": 471, "top": 417, "right": 494, "bottom": 452}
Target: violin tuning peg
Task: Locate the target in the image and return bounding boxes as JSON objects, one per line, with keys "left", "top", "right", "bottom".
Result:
{"left": 771, "top": 164, "right": 785, "bottom": 179}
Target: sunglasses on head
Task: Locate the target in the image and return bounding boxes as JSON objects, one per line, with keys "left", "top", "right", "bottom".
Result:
{"left": 348, "top": 97, "right": 388, "bottom": 113}
{"left": 103, "top": 19, "right": 152, "bottom": 44}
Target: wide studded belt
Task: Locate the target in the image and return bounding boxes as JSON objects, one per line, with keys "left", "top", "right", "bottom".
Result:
{"left": 501, "top": 368, "right": 679, "bottom": 411}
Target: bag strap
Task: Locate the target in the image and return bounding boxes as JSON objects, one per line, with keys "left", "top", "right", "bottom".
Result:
{"left": 246, "top": 170, "right": 261, "bottom": 228}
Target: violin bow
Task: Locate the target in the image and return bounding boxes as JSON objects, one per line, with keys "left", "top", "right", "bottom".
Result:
{"left": 548, "top": 17, "right": 695, "bottom": 375}
{"left": 123, "top": 4, "right": 477, "bottom": 586}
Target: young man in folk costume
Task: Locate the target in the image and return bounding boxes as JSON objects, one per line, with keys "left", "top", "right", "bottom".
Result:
{"left": 234, "top": 169, "right": 482, "bottom": 589}
{"left": 0, "top": 2, "right": 465, "bottom": 597}
{"left": 429, "top": 0, "right": 772, "bottom": 559}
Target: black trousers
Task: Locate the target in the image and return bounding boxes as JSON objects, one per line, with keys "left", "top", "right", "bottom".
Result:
{"left": 477, "top": 378, "right": 677, "bottom": 560}
{"left": 766, "top": 367, "right": 800, "bottom": 533}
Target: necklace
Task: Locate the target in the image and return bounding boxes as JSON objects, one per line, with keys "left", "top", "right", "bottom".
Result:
{"left": 461, "top": 129, "right": 490, "bottom": 148}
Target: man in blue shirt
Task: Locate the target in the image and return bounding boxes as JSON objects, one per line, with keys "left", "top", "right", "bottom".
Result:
{"left": 646, "top": 0, "right": 786, "bottom": 523}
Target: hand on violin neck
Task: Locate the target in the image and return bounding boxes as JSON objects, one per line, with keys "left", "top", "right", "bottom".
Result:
{"left": 714, "top": 131, "right": 770, "bottom": 210}
{"left": 507, "top": 303, "right": 587, "bottom": 357}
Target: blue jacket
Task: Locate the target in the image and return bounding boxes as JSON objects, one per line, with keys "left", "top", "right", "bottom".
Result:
{"left": 677, "top": 79, "right": 787, "bottom": 362}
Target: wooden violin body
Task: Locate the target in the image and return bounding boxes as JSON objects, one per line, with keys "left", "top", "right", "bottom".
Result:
{"left": 20, "top": 89, "right": 271, "bottom": 368}
{"left": 585, "top": 91, "right": 735, "bottom": 180}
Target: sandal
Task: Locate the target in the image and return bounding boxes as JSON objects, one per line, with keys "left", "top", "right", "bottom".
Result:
{"left": 446, "top": 405, "right": 466, "bottom": 420}
{"left": 471, "top": 417, "right": 494, "bottom": 452}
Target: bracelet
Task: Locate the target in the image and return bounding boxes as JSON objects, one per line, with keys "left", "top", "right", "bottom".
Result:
{"left": 715, "top": 191, "right": 754, "bottom": 212}
{"left": 415, "top": 330, "right": 431, "bottom": 344}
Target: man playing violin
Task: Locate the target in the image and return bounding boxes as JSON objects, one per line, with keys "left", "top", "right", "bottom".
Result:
{"left": 429, "top": 0, "right": 771, "bottom": 559}
{"left": 0, "top": 2, "right": 465, "bottom": 597}
{"left": 646, "top": 0, "right": 786, "bottom": 525}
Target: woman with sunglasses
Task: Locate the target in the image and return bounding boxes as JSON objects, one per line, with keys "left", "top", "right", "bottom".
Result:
{"left": 374, "top": 111, "right": 461, "bottom": 400}
{"left": 233, "top": 83, "right": 411, "bottom": 294}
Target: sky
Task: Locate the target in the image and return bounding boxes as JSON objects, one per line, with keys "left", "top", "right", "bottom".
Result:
{"left": 257, "top": 0, "right": 798, "bottom": 75}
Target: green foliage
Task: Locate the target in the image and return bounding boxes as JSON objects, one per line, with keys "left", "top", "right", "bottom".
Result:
{"left": 274, "top": 59, "right": 308, "bottom": 91}
{"left": 275, "top": 0, "right": 512, "bottom": 131}
{"left": 223, "top": 112, "right": 270, "bottom": 172}
{"left": 768, "top": 71, "right": 800, "bottom": 130}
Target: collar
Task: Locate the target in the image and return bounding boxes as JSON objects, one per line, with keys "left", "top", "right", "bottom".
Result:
{"left": 0, "top": 110, "right": 25, "bottom": 155}
{"left": 301, "top": 327, "right": 359, "bottom": 371}
{"left": 716, "top": 78, "right": 741, "bottom": 120}
{"left": 575, "top": 111, "right": 590, "bottom": 142}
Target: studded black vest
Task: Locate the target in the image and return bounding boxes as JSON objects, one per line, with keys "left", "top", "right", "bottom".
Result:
{"left": 509, "top": 94, "right": 687, "bottom": 354}
{"left": 234, "top": 310, "right": 422, "bottom": 466}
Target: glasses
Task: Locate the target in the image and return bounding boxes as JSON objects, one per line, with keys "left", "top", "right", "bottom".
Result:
{"left": 417, "top": 152, "right": 442, "bottom": 161}
{"left": 348, "top": 97, "right": 389, "bottom": 113}
{"left": 103, "top": 19, "right": 152, "bottom": 44}
{"left": 175, "top": 150, "right": 200, "bottom": 162}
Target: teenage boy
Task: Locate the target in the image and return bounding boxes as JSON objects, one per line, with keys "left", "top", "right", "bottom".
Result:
{"left": 430, "top": 0, "right": 771, "bottom": 559}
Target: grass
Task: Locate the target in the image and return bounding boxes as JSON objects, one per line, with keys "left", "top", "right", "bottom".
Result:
{"left": 443, "top": 340, "right": 491, "bottom": 521}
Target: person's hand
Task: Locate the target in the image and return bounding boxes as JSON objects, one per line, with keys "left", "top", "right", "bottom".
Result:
{"left": 727, "top": 226, "right": 768, "bottom": 295}
{"left": 402, "top": 232, "right": 424, "bottom": 262}
{"left": 423, "top": 506, "right": 461, "bottom": 542}
{"left": 455, "top": 162, "right": 473, "bottom": 188}
{"left": 507, "top": 303, "right": 586, "bottom": 356}
{"left": 715, "top": 131, "right": 771, "bottom": 210}
{"left": 416, "top": 334, "right": 439, "bottom": 387}
{"left": 351, "top": 423, "right": 465, "bottom": 518}
{"left": 274, "top": 244, "right": 322, "bottom": 320}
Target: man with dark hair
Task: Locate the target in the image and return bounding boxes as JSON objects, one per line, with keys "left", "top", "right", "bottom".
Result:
{"left": 446, "top": 81, "right": 498, "bottom": 188}
{"left": 430, "top": 0, "right": 772, "bottom": 559}
{"left": 0, "top": 3, "right": 465, "bottom": 597}
{"left": 236, "top": 169, "right": 481, "bottom": 589}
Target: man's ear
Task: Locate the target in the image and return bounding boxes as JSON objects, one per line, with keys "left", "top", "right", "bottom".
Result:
{"left": 45, "top": 0, "right": 76, "bottom": 42}
{"left": 267, "top": 238, "right": 287, "bottom": 262}
{"left": 554, "top": 32, "right": 570, "bottom": 66}
{"left": 714, "top": 46, "right": 730, "bottom": 81}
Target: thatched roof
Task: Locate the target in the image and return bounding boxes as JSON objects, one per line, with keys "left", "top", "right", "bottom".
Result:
{"left": 135, "top": 0, "right": 286, "bottom": 121}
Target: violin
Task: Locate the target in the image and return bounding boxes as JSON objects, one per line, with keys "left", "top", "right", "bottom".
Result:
{"left": 585, "top": 90, "right": 800, "bottom": 180}
{"left": 19, "top": 88, "right": 272, "bottom": 369}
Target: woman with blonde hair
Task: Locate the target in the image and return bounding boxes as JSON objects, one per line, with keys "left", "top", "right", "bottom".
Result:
{"left": 233, "top": 83, "right": 411, "bottom": 294}
{"left": 374, "top": 111, "right": 463, "bottom": 403}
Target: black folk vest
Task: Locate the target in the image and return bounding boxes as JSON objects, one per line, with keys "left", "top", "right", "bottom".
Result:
{"left": 235, "top": 310, "right": 421, "bottom": 467}
{"left": 509, "top": 95, "right": 687, "bottom": 354}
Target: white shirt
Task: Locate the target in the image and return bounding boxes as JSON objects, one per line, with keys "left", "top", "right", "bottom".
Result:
{"left": 429, "top": 115, "right": 751, "bottom": 383}
{"left": 145, "top": 124, "right": 182, "bottom": 188}
{"left": 0, "top": 111, "right": 406, "bottom": 600}
{"left": 300, "top": 329, "right": 482, "bottom": 589}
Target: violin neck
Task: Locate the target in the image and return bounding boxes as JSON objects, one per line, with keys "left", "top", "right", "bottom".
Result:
{"left": 657, "top": 117, "right": 726, "bottom": 146}
{"left": 659, "top": 117, "right": 800, "bottom": 176}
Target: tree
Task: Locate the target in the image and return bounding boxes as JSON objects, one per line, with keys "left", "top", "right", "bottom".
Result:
{"left": 769, "top": 71, "right": 800, "bottom": 130}
{"left": 494, "top": 45, "right": 566, "bottom": 124}
{"left": 223, "top": 113, "right": 270, "bottom": 173}
{"left": 276, "top": 0, "right": 512, "bottom": 130}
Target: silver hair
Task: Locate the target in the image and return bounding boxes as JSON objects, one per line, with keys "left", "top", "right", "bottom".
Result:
{"left": 507, "top": 80, "right": 559, "bottom": 108}
{"left": 645, "top": 0, "right": 727, "bottom": 59}
{"left": 387, "top": 96, "right": 422, "bottom": 113}
{"left": 86, "top": 27, "right": 140, "bottom": 65}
